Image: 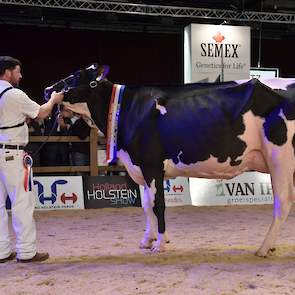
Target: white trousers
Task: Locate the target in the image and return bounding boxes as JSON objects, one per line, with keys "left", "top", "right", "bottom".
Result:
{"left": 0, "top": 149, "right": 36, "bottom": 260}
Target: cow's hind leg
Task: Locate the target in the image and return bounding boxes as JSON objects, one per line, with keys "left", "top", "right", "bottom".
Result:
{"left": 256, "top": 167, "right": 294, "bottom": 257}
{"left": 140, "top": 185, "right": 157, "bottom": 249}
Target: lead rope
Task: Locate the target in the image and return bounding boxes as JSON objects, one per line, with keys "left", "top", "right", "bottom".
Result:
{"left": 30, "top": 106, "right": 61, "bottom": 158}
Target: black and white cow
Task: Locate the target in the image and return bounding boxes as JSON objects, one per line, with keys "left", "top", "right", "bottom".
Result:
{"left": 45, "top": 64, "right": 295, "bottom": 257}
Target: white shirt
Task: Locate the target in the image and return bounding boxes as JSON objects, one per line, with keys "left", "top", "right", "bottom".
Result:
{"left": 0, "top": 80, "right": 40, "bottom": 146}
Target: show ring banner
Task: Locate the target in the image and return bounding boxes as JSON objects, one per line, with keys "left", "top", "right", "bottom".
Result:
{"left": 83, "top": 175, "right": 142, "bottom": 208}
{"left": 33, "top": 176, "right": 85, "bottom": 210}
{"left": 162, "top": 177, "right": 191, "bottom": 207}
{"left": 139, "top": 177, "right": 191, "bottom": 207}
{"left": 190, "top": 172, "right": 273, "bottom": 206}
{"left": 5, "top": 173, "right": 274, "bottom": 210}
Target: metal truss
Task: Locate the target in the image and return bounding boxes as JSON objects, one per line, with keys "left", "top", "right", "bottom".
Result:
{"left": 0, "top": 0, "right": 295, "bottom": 24}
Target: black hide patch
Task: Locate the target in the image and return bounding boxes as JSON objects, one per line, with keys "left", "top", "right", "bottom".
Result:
{"left": 263, "top": 109, "right": 287, "bottom": 146}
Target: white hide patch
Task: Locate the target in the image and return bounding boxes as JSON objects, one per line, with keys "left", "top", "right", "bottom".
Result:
{"left": 147, "top": 179, "right": 157, "bottom": 207}
{"left": 63, "top": 102, "right": 91, "bottom": 118}
{"left": 155, "top": 99, "right": 167, "bottom": 115}
{"left": 177, "top": 151, "right": 183, "bottom": 163}
{"left": 163, "top": 157, "right": 247, "bottom": 179}
{"left": 261, "top": 78, "right": 295, "bottom": 90}
{"left": 235, "top": 78, "right": 295, "bottom": 90}
{"left": 62, "top": 102, "right": 97, "bottom": 128}
{"left": 117, "top": 150, "right": 157, "bottom": 208}
{"left": 278, "top": 109, "right": 287, "bottom": 121}
{"left": 117, "top": 149, "right": 145, "bottom": 185}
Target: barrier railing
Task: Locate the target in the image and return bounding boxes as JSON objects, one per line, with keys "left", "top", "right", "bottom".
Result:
{"left": 29, "top": 128, "right": 125, "bottom": 176}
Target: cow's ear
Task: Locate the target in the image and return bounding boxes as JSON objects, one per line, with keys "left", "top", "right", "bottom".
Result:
{"left": 96, "top": 65, "right": 110, "bottom": 81}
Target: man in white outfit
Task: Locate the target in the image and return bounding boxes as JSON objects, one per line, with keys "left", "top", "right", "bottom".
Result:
{"left": 0, "top": 56, "right": 64, "bottom": 263}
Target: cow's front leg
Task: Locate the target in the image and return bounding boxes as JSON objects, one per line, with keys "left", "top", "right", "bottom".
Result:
{"left": 140, "top": 184, "right": 157, "bottom": 249}
{"left": 151, "top": 172, "right": 167, "bottom": 253}
{"left": 141, "top": 165, "right": 168, "bottom": 253}
{"left": 256, "top": 167, "right": 293, "bottom": 257}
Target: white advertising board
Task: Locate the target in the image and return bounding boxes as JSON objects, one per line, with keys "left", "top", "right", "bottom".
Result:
{"left": 33, "top": 176, "right": 85, "bottom": 210}
{"left": 250, "top": 67, "right": 279, "bottom": 79}
{"left": 163, "top": 177, "right": 191, "bottom": 207}
{"left": 140, "top": 177, "right": 191, "bottom": 207}
{"left": 190, "top": 172, "right": 273, "bottom": 206}
{"left": 184, "top": 23, "right": 250, "bottom": 83}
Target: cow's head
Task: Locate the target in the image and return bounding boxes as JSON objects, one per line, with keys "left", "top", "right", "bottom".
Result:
{"left": 45, "top": 63, "right": 112, "bottom": 134}
{"left": 44, "top": 63, "right": 109, "bottom": 101}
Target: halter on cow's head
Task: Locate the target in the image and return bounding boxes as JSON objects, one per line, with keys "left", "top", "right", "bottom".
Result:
{"left": 45, "top": 63, "right": 112, "bottom": 134}
{"left": 44, "top": 63, "right": 109, "bottom": 101}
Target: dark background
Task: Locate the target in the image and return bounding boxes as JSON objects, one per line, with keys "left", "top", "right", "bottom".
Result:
{"left": 1, "top": 25, "right": 183, "bottom": 103}
{"left": 1, "top": 0, "right": 295, "bottom": 104}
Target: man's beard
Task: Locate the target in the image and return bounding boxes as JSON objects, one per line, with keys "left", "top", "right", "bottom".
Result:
{"left": 11, "top": 79, "right": 19, "bottom": 87}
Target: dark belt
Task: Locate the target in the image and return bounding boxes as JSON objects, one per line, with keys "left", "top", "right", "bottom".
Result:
{"left": 0, "top": 144, "right": 25, "bottom": 150}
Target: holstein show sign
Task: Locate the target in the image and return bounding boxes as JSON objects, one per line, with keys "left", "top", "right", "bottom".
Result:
{"left": 83, "top": 175, "right": 141, "bottom": 208}
{"left": 184, "top": 23, "right": 250, "bottom": 83}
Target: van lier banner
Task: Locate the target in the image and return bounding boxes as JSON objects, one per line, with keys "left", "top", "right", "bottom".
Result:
{"left": 190, "top": 172, "right": 273, "bottom": 206}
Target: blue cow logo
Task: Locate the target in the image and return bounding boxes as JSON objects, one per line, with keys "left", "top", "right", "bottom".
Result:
{"left": 164, "top": 180, "right": 171, "bottom": 193}
{"left": 34, "top": 179, "right": 68, "bottom": 204}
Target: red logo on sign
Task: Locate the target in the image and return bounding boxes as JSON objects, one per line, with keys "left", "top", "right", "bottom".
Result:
{"left": 173, "top": 185, "right": 183, "bottom": 193}
{"left": 61, "top": 193, "right": 78, "bottom": 204}
{"left": 213, "top": 32, "right": 225, "bottom": 43}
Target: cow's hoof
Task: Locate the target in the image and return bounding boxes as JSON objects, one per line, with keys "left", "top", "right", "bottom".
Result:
{"left": 255, "top": 247, "right": 276, "bottom": 258}
{"left": 255, "top": 249, "right": 268, "bottom": 258}
{"left": 164, "top": 233, "right": 170, "bottom": 244}
{"left": 267, "top": 248, "right": 276, "bottom": 256}
{"left": 255, "top": 252, "right": 267, "bottom": 258}
{"left": 151, "top": 242, "right": 165, "bottom": 253}
{"left": 151, "top": 245, "right": 165, "bottom": 253}
{"left": 139, "top": 238, "right": 155, "bottom": 249}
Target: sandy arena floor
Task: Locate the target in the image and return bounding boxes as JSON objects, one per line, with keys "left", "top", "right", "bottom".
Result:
{"left": 1, "top": 205, "right": 295, "bottom": 295}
